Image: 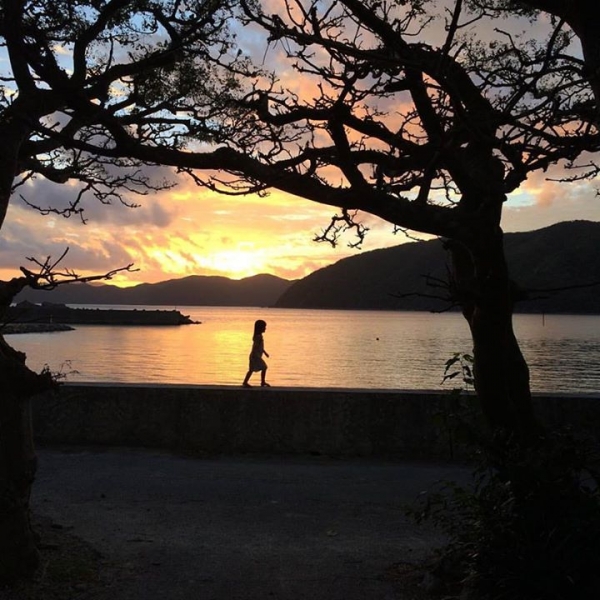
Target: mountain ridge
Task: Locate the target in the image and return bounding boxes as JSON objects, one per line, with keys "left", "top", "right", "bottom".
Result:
{"left": 16, "top": 273, "right": 293, "bottom": 307}
{"left": 275, "top": 220, "right": 600, "bottom": 314}
{"left": 14, "top": 220, "right": 600, "bottom": 314}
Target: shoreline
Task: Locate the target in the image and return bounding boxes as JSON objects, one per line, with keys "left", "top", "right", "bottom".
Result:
{"left": 3, "top": 323, "right": 75, "bottom": 335}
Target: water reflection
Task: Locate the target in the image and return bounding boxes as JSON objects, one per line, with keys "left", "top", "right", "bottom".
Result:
{"left": 9, "top": 307, "right": 600, "bottom": 393}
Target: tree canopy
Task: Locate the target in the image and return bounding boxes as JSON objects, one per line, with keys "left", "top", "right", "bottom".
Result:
{"left": 2, "top": 0, "right": 598, "bottom": 243}
{"left": 0, "top": 0, "right": 256, "bottom": 229}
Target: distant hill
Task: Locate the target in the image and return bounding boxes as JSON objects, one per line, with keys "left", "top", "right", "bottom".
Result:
{"left": 275, "top": 220, "right": 600, "bottom": 314}
{"left": 16, "top": 221, "right": 600, "bottom": 313}
{"left": 15, "top": 273, "right": 293, "bottom": 307}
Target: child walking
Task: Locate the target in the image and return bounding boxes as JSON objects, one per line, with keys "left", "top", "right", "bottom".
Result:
{"left": 242, "top": 319, "right": 270, "bottom": 387}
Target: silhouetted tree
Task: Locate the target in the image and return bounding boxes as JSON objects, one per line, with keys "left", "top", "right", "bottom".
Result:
{"left": 0, "top": 0, "right": 250, "bottom": 581}
{"left": 222, "top": 0, "right": 600, "bottom": 440}
{"left": 477, "top": 0, "right": 600, "bottom": 113}
{"left": 2, "top": 0, "right": 600, "bottom": 583}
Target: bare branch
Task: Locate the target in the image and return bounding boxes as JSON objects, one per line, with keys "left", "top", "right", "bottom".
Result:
{"left": 314, "top": 209, "right": 369, "bottom": 248}
{"left": 19, "top": 249, "right": 138, "bottom": 292}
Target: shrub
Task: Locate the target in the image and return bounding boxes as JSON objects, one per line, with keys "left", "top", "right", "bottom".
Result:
{"left": 412, "top": 429, "right": 600, "bottom": 599}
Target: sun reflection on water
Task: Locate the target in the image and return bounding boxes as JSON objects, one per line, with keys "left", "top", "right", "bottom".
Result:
{"left": 10, "top": 307, "right": 600, "bottom": 392}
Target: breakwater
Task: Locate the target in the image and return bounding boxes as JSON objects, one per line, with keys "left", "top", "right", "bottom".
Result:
{"left": 7, "top": 301, "right": 197, "bottom": 325}
{"left": 32, "top": 384, "right": 600, "bottom": 460}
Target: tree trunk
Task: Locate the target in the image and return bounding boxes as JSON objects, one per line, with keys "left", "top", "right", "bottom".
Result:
{"left": 0, "top": 99, "right": 55, "bottom": 582}
{"left": 447, "top": 230, "right": 538, "bottom": 442}
{"left": 0, "top": 335, "right": 54, "bottom": 583}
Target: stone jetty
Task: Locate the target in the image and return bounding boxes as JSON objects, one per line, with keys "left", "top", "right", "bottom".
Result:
{"left": 5, "top": 301, "right": 199, "bottom": 329}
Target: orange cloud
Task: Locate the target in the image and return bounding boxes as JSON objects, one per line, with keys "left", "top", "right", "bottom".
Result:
{"left": 518, "top": 165, "right": 595, "bottom": 209}
{"left": 0, "top": 170, "right": 408, "bottom": 287}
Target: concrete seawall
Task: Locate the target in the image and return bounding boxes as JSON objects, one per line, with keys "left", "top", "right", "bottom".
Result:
{"left": 33, "top": 384, "right": 600, "bottom": 460}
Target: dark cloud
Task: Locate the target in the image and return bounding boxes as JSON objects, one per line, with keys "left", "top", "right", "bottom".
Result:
{"left": 17, "top": 165, "right": 180, "bottom": 228}
{"left": 0, "top": 219, "right": 64, "bottom": 268}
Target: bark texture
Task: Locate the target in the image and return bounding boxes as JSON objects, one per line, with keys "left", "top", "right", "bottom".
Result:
{"left": 0, "top": 267, "right": 56, "bottom": 582}
{"left": 447, "top": 230, "right": 538, "bottom": 442}
{"left": 0, "top": 337, "right": 54, "bottom": 582}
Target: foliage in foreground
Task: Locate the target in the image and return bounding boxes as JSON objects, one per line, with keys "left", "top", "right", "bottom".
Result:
{"left": 412, "top": 429, "right": 600, "bottom": 599}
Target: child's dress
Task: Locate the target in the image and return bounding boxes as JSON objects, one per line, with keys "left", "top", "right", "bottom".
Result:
{"left": 248, "top": 334, "right": 267, "bottom": 372}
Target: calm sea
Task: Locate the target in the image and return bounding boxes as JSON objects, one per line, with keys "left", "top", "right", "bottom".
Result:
{"left": 8, "top": 306, "right": 600, "bottom": 393}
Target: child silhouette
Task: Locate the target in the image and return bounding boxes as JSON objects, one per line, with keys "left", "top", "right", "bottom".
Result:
{"left": 242, "top": 319, "right": 270, "bottom": 387}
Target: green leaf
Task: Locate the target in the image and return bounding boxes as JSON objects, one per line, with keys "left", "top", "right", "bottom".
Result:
{"left": 442, "top": 371, "right": 460, "bottom": 382}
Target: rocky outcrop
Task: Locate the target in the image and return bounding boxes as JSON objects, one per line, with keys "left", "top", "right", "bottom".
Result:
{"left": 5, "top": 302, "right": 198, "bottom": 326}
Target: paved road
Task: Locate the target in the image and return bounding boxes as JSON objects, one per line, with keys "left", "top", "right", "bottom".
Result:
{"left": 33, "top": 447, "right": 470, "bottom": 600}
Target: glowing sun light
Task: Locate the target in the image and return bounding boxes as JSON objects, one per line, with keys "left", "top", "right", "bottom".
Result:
{"left": 198, "top": 250, "right": 265, "bottom": 278}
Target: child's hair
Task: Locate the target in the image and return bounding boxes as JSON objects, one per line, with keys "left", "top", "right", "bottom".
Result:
{"left": 253, "top": 319, "right": 267, "bottom": 337}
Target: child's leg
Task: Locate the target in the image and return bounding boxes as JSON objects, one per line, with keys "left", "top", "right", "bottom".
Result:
{"left": 242, "top": 370, "right": 252, "bottom": 386}
{"left": 260, "top": 367, "right": 269, "bottom": 386}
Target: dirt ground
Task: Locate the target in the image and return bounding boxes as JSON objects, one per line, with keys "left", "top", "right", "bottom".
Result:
{"left": 3, "top": 446, "right": 470, "bottom": 599}
{"left": 0, "top": 515, "right": 432, "bottom": 600}
{"left": 0, "top": 515, "right": 117, "bottom": 600}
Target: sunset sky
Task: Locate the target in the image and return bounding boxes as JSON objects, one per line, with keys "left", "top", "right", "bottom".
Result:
{"left": 1, "top": 166, "right": 597, "bottom": 287}
{"left": 1, "top": 3, "right": 598, "bottom": 287}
